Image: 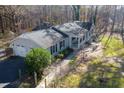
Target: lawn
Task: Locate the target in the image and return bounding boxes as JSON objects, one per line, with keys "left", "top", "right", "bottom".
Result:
{"left": 100, "top": 36, "right": 124, "bottom": 57}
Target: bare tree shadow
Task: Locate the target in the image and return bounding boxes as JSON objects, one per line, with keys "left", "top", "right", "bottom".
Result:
{"left": 79, "top": 58, "right": 124, "bottom": 88}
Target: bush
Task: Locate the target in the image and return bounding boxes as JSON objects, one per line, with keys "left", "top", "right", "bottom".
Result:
{"left": 57, "top": 48, "right": 73, "bottom": 59}
{"left": 69, "top": 57, "right": 76, "bottom": 66}
{"left": 25, "top": 48, "right": 52, "bottom": 77}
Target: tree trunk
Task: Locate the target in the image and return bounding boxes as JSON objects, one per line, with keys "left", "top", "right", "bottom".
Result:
{"left": 0, "top": 14, "right": 4, "bottom": 34}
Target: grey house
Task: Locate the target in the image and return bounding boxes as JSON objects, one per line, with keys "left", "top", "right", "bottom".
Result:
{"left": 53, "top": 22, "right": 94, "bottom": 49}
{"left": 10, "top": 21, "right": 94, "bottom": 57}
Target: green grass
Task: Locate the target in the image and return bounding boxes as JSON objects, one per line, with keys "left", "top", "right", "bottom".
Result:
{"left": 80, "top": 58, "right": 124, "bottom": 88}
{"left": 69, "top": 57, "right": 77, "bottom": 66}
{"left": 59, "top": 73, "right": 82, "bottom": 88}
{"left": 101, "top": 36, "right": 124, "bottom": 57}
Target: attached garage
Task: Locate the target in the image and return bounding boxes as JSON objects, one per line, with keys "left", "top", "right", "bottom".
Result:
{"left": 12, "top": 45, "right": 27, "bottom": 57}
{"left": 10, "top": 37, "right": 40, "bottom": 57}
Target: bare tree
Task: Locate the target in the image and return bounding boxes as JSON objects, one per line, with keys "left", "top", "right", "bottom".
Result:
{"left": 72, "top": 5, "right": 80, "bottom": 21}
{"left": 105, "top": 6, "right": 117, "bottom": 46}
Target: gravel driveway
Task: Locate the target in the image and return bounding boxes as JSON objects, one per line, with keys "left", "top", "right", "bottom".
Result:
{"left": 0, "top": 56, "right": 26, "bottom": 88}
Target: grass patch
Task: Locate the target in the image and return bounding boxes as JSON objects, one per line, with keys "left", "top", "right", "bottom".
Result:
{"left": 57, "top": 73, "right": 82, "bottom": 88}
{"left": 80, "top": 57, "right": 124, "bottom": 88}
{"left": 101, "top": 36, "right": 124, "bottom": 57}
{"left": 69, "top": 57, "right": 77, "bottom": 65}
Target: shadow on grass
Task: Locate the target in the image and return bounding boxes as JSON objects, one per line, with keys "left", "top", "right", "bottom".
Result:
{"left": 79, "top": 58, "right": 124, "bottom": 88}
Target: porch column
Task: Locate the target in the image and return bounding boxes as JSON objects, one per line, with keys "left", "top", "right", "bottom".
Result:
{"left": 78, "top": 37, "right": 80, "bottom": 49}
{"left": 69, "top": 36, "right": 72, "bottom": 48}
{"left": 57, "top": 42, "right": 60, "bottom": 52}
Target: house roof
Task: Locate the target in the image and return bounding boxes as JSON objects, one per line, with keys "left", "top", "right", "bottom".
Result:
{"left": 32, "top": 22, "right": 53, "bottom": 31}
{"left": 74, "top": 21, "right": 92, "bottom": 31}
{"left": 16, "top": 29, "right": 65, "bottom": 48}
{"left": 54, "top": 22, "right": 88, "bottom": 37}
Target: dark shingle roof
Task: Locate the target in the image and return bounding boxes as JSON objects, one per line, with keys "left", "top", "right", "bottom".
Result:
{"left": 75, "top": 21, "right": 92, "bottom": 31}
{"left": 32, "top": 22, "right": 53, "bottom": 31}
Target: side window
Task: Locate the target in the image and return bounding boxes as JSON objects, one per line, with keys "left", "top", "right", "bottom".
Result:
{"left": 83, "top": 35, "right": 85, "bottom": 41}
{"left": 80, "top": 38, "right": 82, "bottom": 43}
{"left": 88, "top": 32, "right": 90, "bottom": 37}
{"left": 50, "top": 46, "right": 53, "bottom": 54}
{"left": 12, "top": 43, "right": 14, "bottom": 46}
{"left": 53, "top": 45, "right": 55, "bottom": 53}
{"left": 60, "top": 41, "right": 63, "bottom": 50}
{"left": 55, "top": 44, "right": 57, "bottom": 52}
{"left": 50, "top": 45, "right": 57, "bottom": 54}
{"left": 60, "top": 40, "right": 65, "bottom": 50}
{"left": 63, "top": 40, "right": 65, "bottom": 48}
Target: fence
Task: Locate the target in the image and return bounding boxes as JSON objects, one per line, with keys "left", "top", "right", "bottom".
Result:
{"left": 0, "top": 48, "right": 13, "bottom": 59}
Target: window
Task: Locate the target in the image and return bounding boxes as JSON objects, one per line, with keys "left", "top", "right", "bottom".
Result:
{"left": 53, "top": 45, "right": 55, "bottom": 53}
{"left": 55, "top": 44, "right": 57, "bottom": 52}
{"left": 50, "top": 46, "right": 53, "bottom": 54}
{"left": 63, "top": 40, "right": 65, "bottom": 48}
{"left": 80, "top": 38, "right": 82, "bottom": 43}
{"left": 72, "top": 37, "right": 75, "bottom": 41}
{"left": 50, "top": 44, "right": 57, "bottom": 54}
{"left": 89, "top": 32, "right": 90, "bottom": 37}
{"left": 83, "top": 35, "right": 85, "bottom": 41}
{"left": 60, "top": 41, "right": 63, "bottom": 50}
{"left": 59, "top": 40, "right": 65, "bottom": 50}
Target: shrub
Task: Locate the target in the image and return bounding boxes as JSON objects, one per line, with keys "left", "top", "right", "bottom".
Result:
{"left": 59, "top": 48, "right": 73, "bottom": 58}
{"left": 58, "top": 53, "right": 64, "bottom": 59}
{"left": 25, "top": 48, "right": 52, "bottom": 77}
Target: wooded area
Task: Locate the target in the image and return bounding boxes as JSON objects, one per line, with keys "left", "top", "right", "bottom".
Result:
{"left": 0, "top": 5, "right": 124, "bottom": 44}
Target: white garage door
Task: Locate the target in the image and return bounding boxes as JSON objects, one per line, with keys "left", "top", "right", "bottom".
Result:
{"left": 13, "top": 45, "right": 27, "bottom": 57}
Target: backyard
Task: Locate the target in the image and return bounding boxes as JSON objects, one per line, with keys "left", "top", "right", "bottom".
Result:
{"left": 48, "top": 35, "right": 124, "bottom": 88}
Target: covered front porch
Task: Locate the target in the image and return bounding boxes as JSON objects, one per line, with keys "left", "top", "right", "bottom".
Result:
{"left": 71, "top": 36, "right": 85, "bottom": 49}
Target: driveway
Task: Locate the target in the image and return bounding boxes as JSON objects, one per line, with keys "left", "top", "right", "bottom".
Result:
{"left": 0, "top": 56, "right": 26, "bottom": 88}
